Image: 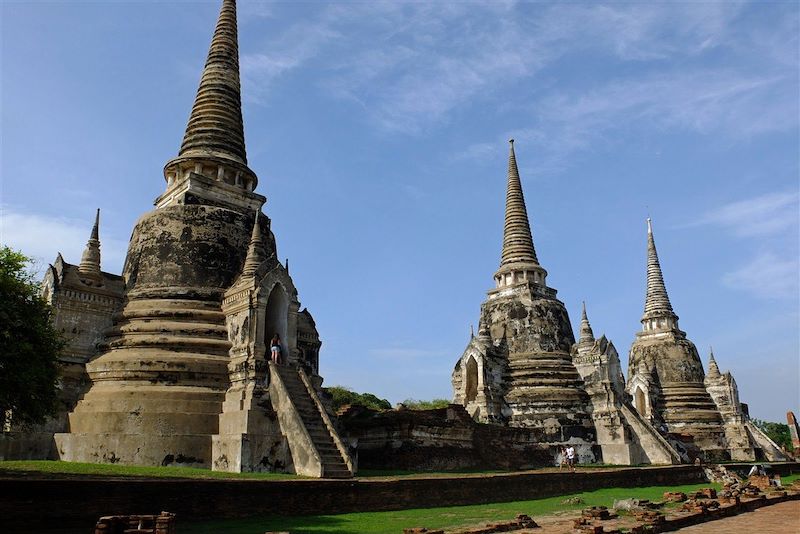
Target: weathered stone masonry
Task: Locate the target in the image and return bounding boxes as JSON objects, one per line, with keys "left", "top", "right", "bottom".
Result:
{"left": 0, "top": 0, "right": 353, "bottom": 477}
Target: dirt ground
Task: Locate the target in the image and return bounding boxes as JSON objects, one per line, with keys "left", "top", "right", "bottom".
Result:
{"left": 674, "top": 499, "right": 800, "bottom": 533}
{"left": 458, "top": 499, "right": 800, "bottom": 534}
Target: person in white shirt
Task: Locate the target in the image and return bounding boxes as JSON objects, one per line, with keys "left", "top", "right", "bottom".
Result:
{"left": 566, "top": 445, "right": 576, "bottom": 472}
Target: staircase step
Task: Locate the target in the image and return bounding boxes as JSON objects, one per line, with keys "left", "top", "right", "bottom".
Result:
{"left": 274, "top": 365, "right": 351, "bottom": 477}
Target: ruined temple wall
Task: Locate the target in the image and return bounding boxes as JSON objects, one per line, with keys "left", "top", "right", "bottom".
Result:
{"left": 480, "top": 288, "right": 595, "bottom": 443}
{"left": 56, "top": 206, "right": 271, "bottom": 468}
{"left": 0, "top": 263, "right": 124, "bottom": 461}
{"left": 704, "top": 373, "right": 755, "bottom": 460}
{"left": 573, "top": 341, "right": 679, "bottom": 465}
{"left": 452, "top": 336, "right": 507, "bottom": 423}
{"left": 340, "top": 405, "right": 598, "bottom": 471}
{"left": 627, "top": 334, "right": 728, "bottom": 461}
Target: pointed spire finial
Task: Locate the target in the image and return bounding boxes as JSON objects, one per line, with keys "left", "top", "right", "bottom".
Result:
{"left": 241, "top": 211, "right": 266, "bottom": 276}
{"left": 162, "top": 0, "right": 260, "bottom": 197}
{"left": 178, "top": 0, "right": 246, "bottom": 165}
{"left": 470, "top": 324, "right": 475, "bottom": 338}
{"left": 90, "top": 208, "right": 100, "bottom": 240}
{"left": 578, "top": 300, "right": 595, "bottom": 345}
{"left": 78, "top": 209, "right": 102, "bottom": 281}
{"left": 499, "top": 141, "right": 539, "bottom": 267}
{"left": 707, "top": 347, "right": 721, "bottom": 377}
{"left": 643, "top": 218, "right": 675, "bottom": 319}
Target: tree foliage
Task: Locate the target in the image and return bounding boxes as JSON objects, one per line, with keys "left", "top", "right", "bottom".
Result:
{"left": 326, "top": 386, "right": 392, "bottom": 412}
{"left": 752, "top": 419, "right": 794, "bottom": 451}
{"left": 400, "top": 398, "right": 452, "bottom": 410}
{"left": 0, "top": 246, "right": 63, "bottom": 427}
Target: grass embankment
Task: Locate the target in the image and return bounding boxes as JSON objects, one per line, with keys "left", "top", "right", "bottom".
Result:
{"left": 0, "top": 461, "right": 622, "bottom": 480}
{"left": 0, "top": 460, "right": 298, "bottom": 480}
{"left": 9, "top": 461, "right": 797, "bottom": 534}
{"left": 186, "top": 474, "right": 800, "bottom": 533}
{"left": 183, "top": 482, "right": 725, "bottom": 533}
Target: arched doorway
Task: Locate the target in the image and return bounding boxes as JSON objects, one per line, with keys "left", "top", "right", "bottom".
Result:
{"left": 465, "top": 356, "right": 478, "bottom": 403}
{"left": 264, "top": 285, "right": 289, "bottom": 362}
{"left": 634, "top": 386, "right": 647, "bottom": 417}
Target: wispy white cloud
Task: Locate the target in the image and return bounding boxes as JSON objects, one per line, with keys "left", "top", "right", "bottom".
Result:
{"left": 240, "top": 20, "right": 341, "bottom": 103}
{"left": 0, "top": 208, "right": 128, "bottom": 277}
{"left": 686, "top": 192, "right": 800, "bottom": 301}
{"left": 722, "top": 252, "right": 799, "bottom": 300}
{"left": 689, "top": 191, "right": 799, "bottom": 237}
{"left": 548, "top": 3, "right": 745, "bottom": 60}
{"left": 239, "top": 1, "right": 794, "bottom": 137}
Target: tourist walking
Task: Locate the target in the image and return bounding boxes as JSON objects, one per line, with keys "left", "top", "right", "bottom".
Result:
{"left": 270, "top": 334, "right": 282, "bottom": 364}
{"left": 566, "top": 445, "right": 576, "bottom": 472}
{"left": 558, "top": 446, "right": 567, "bottom": 470}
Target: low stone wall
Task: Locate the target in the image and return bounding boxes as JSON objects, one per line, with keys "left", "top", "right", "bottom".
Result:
{"left": 0, "top": 465, "right": 712, "bottom": 530}
{"left": 341, "top": 405, "right": 600, "bottom": 470}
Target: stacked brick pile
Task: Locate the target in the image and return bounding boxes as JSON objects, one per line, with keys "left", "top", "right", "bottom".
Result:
{"left": 630, "top": 509, "right": 664, "bottom": 526}
{"left": 572, "top": 506, "right": 620, "bottom": 533}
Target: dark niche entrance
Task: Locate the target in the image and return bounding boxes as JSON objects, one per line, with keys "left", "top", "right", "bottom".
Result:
{"left": 465, "top": 356, "right": 478, "bottom": 403}
{"left": 264, "top": 284, "right": 288, "bottom": 361}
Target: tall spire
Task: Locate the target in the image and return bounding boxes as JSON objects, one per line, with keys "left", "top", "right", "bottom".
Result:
{"left": 500, "top": 139, "right": 539, "bottom": 267}
{"left": 160, "top": 0, "right": 262, "bottom": 206}
{"left": 78, "top": 209, "right": 102, "bottom": 281}
{"left": 179, "top": 0, "right": 246, "bottom": 164}
{"left": 643, "top": 218, "right": 675, "bottom": 318}
{"left": 578, "top": 301, "right": 595, "bottom": 346}
{"left": 240, "top": 212, "right": 267, "bottom": 277}
{"left": 707, "top": 347, "right": 721, "bottom": 378}
{"left": 493, "top": 141, "right": 549, "bottom": 289}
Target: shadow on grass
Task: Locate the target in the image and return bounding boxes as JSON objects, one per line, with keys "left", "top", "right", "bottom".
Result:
{"left": 183, "top": 514, "right": 362, "bottom": 534}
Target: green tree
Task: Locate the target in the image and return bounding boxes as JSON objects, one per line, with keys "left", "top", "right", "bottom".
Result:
{"left": 752, "top": 419, "right": 794, "bottom": 451}
{"left": 325, "top": 386, "right": 392, "bottom": 412}
{"left": 0, "top": 246, "right": 63, "bottom": 427}
{"left": 400, "top": 398, "right": 452, "bottom": 410}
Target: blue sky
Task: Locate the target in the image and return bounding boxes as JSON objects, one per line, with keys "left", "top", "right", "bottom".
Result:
{"left": 1, "top": 1, "right": 798, "bottom": 422}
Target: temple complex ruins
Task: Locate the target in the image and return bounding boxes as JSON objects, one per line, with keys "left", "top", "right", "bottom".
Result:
{"left": 626, "top": 219, "right": 729, "bottom": 460}
{"left": 452, "top": 142, "right": 788, "bottom": 466}
{"left": 0, "top": 0, "right": 789, "bottom": 474}
{"left": 3, "top": 0, "right": 352, "bottom": 477}
{"left": 452, "top": 140, "right": 597, "bottom": 462}
{"left": 626, "top": 220, "right": 785, "bottom": 462}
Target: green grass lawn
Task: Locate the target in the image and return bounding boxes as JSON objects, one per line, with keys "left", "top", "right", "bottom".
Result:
{"left": 9, "top": 461, "right": 796, "bottom": 534}
{"left": 0, "top": 460, "right": 299, "bottom": 480}
{"left": 182, "top": 481, "right": 727, "bottom": 534}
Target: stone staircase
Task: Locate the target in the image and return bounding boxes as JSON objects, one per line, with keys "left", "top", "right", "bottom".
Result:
{"left": 272, "top": 364, "right": 353, "bottom": 478}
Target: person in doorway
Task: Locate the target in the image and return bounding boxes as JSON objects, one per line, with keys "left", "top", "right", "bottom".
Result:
{"left": 270, "top": 334, "right": 282, "bottom": 364}
{"left": 566, "top": 445, "right": 576, "bottom": 472}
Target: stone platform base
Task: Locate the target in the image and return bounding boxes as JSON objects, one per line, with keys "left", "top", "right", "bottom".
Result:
{"left": 0, "top": 431, "right": 57, "bottom": 461}
{"left": 54, "top": 433, "right": 212, "bottom": 467}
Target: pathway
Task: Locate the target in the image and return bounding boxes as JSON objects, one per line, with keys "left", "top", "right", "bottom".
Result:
{"left": 675, "top": 500, "right": 800, "bottom": 533}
